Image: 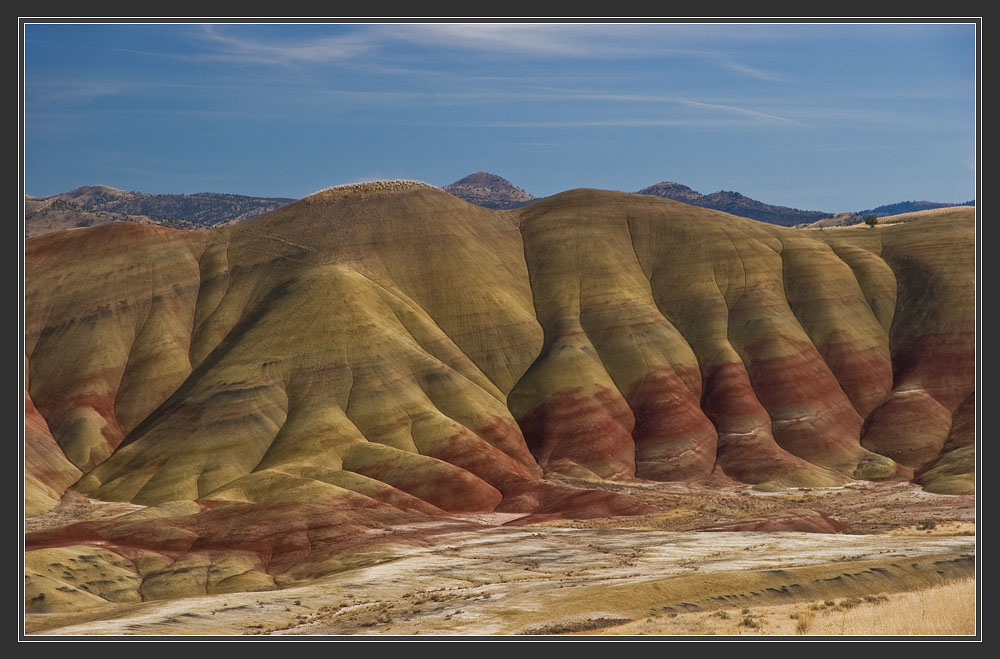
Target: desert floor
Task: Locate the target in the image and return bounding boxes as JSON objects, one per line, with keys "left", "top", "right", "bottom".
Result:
{"left": 25, "top": 480, "right": 976, "bottom": 637}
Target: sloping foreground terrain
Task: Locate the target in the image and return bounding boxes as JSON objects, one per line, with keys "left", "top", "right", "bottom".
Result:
{"left": 24, "top": 183, "right": 975, "bottom": 632}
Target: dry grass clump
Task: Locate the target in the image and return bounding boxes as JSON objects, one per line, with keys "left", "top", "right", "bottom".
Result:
{"left": 888, "top": 521, "right": 975, "bottom": 537}
{"left": 799, "top": 578, "right": 975, "bottom": 636}
{"left": 590, "top": 578, "right": 974, "bottom": 637}
{"left": 308, "top": 180, "right": 435, "bottom": 199}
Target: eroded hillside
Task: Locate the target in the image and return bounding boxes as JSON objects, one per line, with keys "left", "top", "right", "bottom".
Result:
{"left": 23, "top": 183, "right": 975, "bottom": 618}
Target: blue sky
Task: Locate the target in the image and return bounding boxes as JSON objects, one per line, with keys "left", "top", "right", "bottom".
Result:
{"left": 23, "top": 22, "right": 976, "bottom": 212}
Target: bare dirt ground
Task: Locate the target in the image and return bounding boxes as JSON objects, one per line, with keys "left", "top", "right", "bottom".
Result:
{"left": 535, "top": 478, "right": 975, "bottom": 535}
{"left": 24, "top": 480, "right": 976, "bottom": 637}
{"left": 25, "top": 491, "right": 145, "bottom": 534}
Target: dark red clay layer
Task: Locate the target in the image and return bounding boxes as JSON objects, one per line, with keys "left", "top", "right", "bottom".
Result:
{"left": 519, "top": 386, "right": 636, "bottom": 480}
{"left": 693, "top": 509, "right": 849, "bottom": 534}
{"left": 944, "top": 393, "right": 975, "bottom": 452}
{"left": 496, "top": 481, "right": 655, "bottom": 520}
{"left": 816, "top": 336, "right": 893, "bottom": 418}
{"left": 25, "top": 498, "right": 435, "bottom": 575}
{"left": 473, "top": 416, "right": 545, "bottom": 475}
{"left": 627, "top": 368, "right": 718, "bottom": 481}
{"left": 700, "top": 362, "right": 829, "bottom": 485}
{"left": 421, "top": 426, "right": 543, "bottom": 491}
{"left": 861, "top": 390, "right": 954, "bottom": 470}
{"left": 34, "top": 386, "right": 126, "bottom": 469}
{"left": 741, "top": 336, "right": 868, "bottom": 472}
{"left": 342, "top": 445, "right": 503, "bottom": 514}
{"left": 890, "top": 331, "right": 975, "bottom": 413}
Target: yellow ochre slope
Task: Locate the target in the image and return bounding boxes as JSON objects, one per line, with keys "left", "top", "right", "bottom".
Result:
{"left": 25, "top": 183, "right": 974, "bottom": 516}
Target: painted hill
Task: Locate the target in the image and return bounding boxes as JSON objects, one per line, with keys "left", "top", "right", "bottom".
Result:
{"left": 636, "top": 182, "right": 832, "bottom": 226}
{"left": 799, "top": 212, "right": 865, "bottom": 229}
{"left": 858, "top": 199, "right": 976, "bottom": 217}
{"left": 26, "top": 185, "right": 295, "bottom": 235}
{"left": 443, "top": 172, "right": 535, "bottom": 209}
{"left": 803, "top": 206, "right": 975, "bottom": 230}
{"left": 872, "top": 206, "right": 977, "bottom": 226}
{"left": 24, "top": 183, "right": 974, "bottom": 610}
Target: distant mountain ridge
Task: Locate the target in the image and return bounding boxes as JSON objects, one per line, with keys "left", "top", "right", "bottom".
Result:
{"left": 444, "top": 174, "right": 835, "bottom": 226}
{"left": 443, "top": 172, "right": 535, "bottom": 210}
{"left": 24, "top": 196, "right": 163, "bottom": 238}
{"left": 858, "top": 200, "right": 976, "bottom": 218}
{"left": 28, "top": 180, "right": 976, "bottom": 237}
{"left": 634, "top": 181, "right": 702, "bottom": 203}
{"left": 60, "top": 185, "right": 296, "bottom": 225}
{"left": 26, "top": 185, "right": 296, "bottom": 236}
{"left": 636, "top": 182, "right": 832, "bottom": 227}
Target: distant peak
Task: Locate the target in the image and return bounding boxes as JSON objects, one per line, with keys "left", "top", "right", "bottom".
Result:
{"left": 443, "top": 172, "right": 534, "bottom": 210}
{"left": 450, "top": 171, "right": 512, "bottom": 185}
{"left": 56, "top": 185, "right": 133, "bottom": 204}
{"left": 703, "top": 190, "right": 748, "bottom": 201}
{"left": 636, "top": 181, "right": 830, "bottom": 226}
{"left": 68, "top": 184, "right": 127, "bottom": 195}
{"left": 636, "top": 181, "right": 702, "bottom": 201}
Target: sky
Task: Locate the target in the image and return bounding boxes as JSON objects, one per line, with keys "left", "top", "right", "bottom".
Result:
{"left": 22, "top": 21, "right": 977, "bottom": 212}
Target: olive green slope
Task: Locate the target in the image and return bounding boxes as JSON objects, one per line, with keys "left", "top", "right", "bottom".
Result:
{"left": 25, "top": 185, "right": 975, "bottom": 518}
{"left": 511, "top": 191, "right": 906, "bottom": 488}
{"left": 25, "top": 370, "right": 82, "bottom": 516}
{"left": 817, "top": 211, "right": 976, "bottom": 494}
{"left": 26, "top": 223, "right": 209, "bottom": 474}
{"left": 62, "top": 183, "right": 549, "bottom": 513}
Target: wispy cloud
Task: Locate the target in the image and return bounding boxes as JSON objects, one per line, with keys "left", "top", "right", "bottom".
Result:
{"left": 315, "top": 87, "right": 801, "bottom": 124}
{"left": 186, "top": 23, "right": 789, "bottom": 82}
{"left": 194, "top": 25, "right": 375, "bottom": 64}
{"left": 26, "top": 77, "right": 251, "bottom": 104}
{"left": 385, "top": 23, "right": 627, "bottom": 57}
{"left": 444, "top": 119, "right": 774, "bottom": 128}
{"left": 713, "top": 54, "right": 786, "bottom": 81}
{"left": 680, "top": 100, "right": 801, "bottom": 125}
{"left": 27, "top": 79, "right": 128, "bottom": 103}
{"left": 191, "top": 23, "right": 625, "bottom": 64}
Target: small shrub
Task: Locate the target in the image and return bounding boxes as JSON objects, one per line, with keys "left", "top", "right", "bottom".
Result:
{"left": 917, "top": 520, "right": 937, "bottom": 531}
{"left": 714, "top": 611, "right": 730, "bottom": 620}
{"left": 740, "top": 616, "right": 761, "bottom": 629}
{"left": 864, "top": 215, "right": 878, "bottom": 228}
